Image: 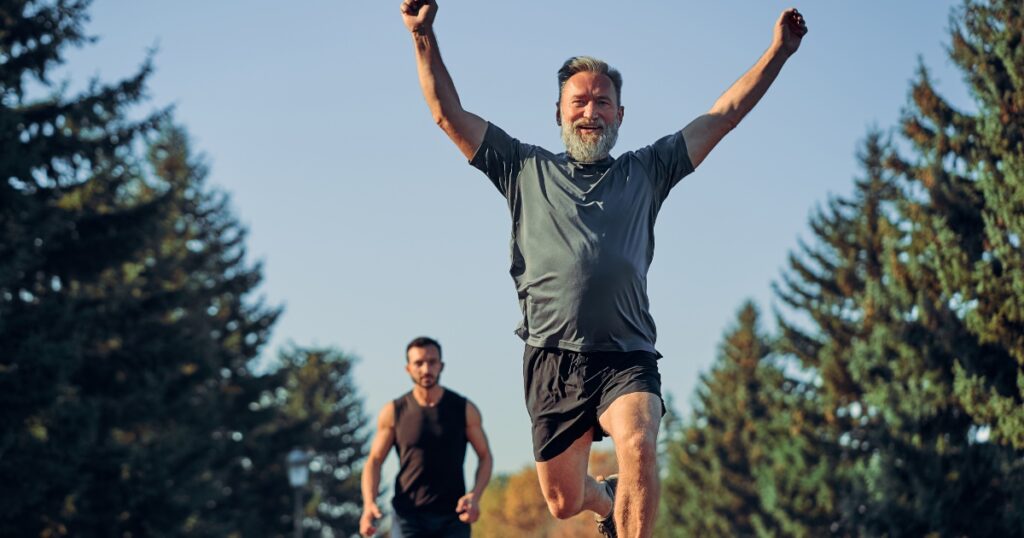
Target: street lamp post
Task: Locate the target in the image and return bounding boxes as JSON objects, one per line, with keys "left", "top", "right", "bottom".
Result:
{"left": 286, "top": 448, "right": 311, "bottom": 538}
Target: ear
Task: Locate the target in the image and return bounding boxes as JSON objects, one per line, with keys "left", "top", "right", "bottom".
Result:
{"left": 404, "top": 362, "right": 412, "bottom": 375}
{"left": 617, "top": 105, "right": 625, "bottom": 125}
{"left": 555, "top": 102, "right": 562, "bottom": 126}
{"left": 439, "top": 362, "right": 445, "bottom": 372}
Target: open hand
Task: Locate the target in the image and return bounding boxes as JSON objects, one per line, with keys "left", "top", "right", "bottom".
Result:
{"left": 455, "top": 493, "right": 480, "bottom": 523}
{"left": 775, "top": 8, "right": 808, "bottom": 56}
{"left": 401, "top": 0, "right": 437, "bottom": 34}
{"left": 359, "top": 503, "right": 383, "bottom": 536}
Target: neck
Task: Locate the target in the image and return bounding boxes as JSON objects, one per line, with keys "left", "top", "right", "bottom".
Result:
{"left": 412, "top": 385, "right": 444, "bottom": 406}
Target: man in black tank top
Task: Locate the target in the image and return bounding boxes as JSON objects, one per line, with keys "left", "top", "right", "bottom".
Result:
{"left": 360, "top": 337, "right": 493, "bottom": 537}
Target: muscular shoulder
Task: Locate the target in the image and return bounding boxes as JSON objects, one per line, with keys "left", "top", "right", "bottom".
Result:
{"left": 377, "top": 400, "right": 397, "bottom": 429}
{"left": 465, "top": 399, "right": 483, "bottom": 426}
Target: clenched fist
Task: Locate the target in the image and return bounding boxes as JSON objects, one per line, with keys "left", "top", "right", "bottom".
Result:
{"left": 401, "top": 0, "right": 437, "bottom": 34}
{"left": 774, "top": 8, "right": 808, "bottom": 56}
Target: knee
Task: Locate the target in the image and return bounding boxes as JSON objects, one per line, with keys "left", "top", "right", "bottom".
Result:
{"left": 547, "top": 502, "right": 581, "bottom": 520}
{"left": 619, "top": 431, "right": 658, "bottom": 467}
{"left": 544, "top": 489, "right": 583, "bottom": 520}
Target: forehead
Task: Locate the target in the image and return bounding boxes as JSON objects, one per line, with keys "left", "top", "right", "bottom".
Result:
{"left": 407, "top": 345, "right": 440, "bottom": 361}
{"left": 561, "top": 71, "right": 617, "bottom": 100}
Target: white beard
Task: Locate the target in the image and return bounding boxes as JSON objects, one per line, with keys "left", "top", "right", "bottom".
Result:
{"left": 561, "top": 116, "right": 619, "bottom": 163}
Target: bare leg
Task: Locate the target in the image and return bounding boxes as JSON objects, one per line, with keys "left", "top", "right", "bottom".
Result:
{"left": 598, "top": 392, "right": 661, "bottom": 538}
{"left": 535, "top": 427, "right": 613, "bottom": 520}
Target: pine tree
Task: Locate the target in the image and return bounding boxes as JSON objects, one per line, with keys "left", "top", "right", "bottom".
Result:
{"left": 773, "top": 133, "right": 901, "bottom": 535}
{"left": 0, "top": 0, "right": 171, "bottom": 533}
{"left": 776, "top": 123, "right": 1024, "bottom": 535}
{"left": 1, "top": 114, "right": 284, "bottom": 535}
{"left": 208, "top": 346, "right": 368, "bottom": 538}
{"left": 896, "top": 0, "right": 1024, "bottom": 451}
{"left": 751, "top": 372, "right": 839, "bottom": 538}
{"left": 1, "top": 3, "right": 367, "bottom": 536}
{"left": 660, "top": 302, "right": 795, "bottom": 537}
{"left": 834, "top": 187, "right": 1019, "bottom": 536}
{"left": 837, "top": 0, "right": 1024, "bottom": 534}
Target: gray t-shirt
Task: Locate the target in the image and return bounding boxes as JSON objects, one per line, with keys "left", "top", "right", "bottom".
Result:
{"left": 470, "top": 122, "right": 694, "bottom": 354}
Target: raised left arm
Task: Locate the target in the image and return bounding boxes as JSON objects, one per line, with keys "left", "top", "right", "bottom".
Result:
{"left": 682, "top": 8, "right": 807, "bottom": 168}
{"left": 455, "top": 400, "right": 492, "bottom": 523}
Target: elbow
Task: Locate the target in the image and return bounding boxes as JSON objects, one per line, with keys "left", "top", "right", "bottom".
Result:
{"left": 364, "top": 453, "right": 385, "bottom": 469}
{"left": 435, "top": 116, "right": 466, "bottom": 145}
{"left": 706, "top": 108, "right": 742, "bottom": 133}
{"left": 433, "top": 112, "right": 447, "bottom": 129}
{"left": 714, "top": 110, "right": 742, "bottom": 133}
{"left": 433, "top": 110, "right": 456, "bottom": 134}
{"left": 434, "top": 115, "right": 458, "bottom": 141}
{"left": 432, "top": 106, "right": 468, "bottom": 137}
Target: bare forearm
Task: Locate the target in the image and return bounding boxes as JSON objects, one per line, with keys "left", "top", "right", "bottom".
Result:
{"left": 410, "top": 27, "right": 485, "bottom": 158}
{"left": 683, "top": 43, "right": 793, "bottom": 167}
{"left": 414, "top": 29, "right": 459, "bottom": 126}
{"left": 710, "top": 43, "right": 791, "bottom": 131}
{"left": 680, "top": 9, "right": 804, "bottom": 168}
{"left": 361, "top": 460, "right": 383, "bottom": 508}
{"left": 470, "top": 455, "right": 493, "bottom": 498}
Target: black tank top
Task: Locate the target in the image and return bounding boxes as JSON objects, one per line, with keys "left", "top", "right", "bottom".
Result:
{"left": 391, "top": 389, "right": 468, "bottom": 514}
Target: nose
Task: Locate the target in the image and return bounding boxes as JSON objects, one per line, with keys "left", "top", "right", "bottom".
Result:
{"left": 582, "top": 102, "right": 596, "bottom": 118}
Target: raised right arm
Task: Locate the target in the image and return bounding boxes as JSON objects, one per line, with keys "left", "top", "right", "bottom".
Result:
{"left": 401, "top": 0, "right": 487, "bottom": 160}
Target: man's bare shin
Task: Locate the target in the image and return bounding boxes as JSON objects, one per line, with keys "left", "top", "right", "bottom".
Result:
{"left": 600, "top": 392, "right": 662, "bottom": 537}
{"left": 614, "top": 446, "right": 659, "bottom": 537}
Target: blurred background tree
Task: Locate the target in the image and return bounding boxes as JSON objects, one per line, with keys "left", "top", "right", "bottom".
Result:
{"left": 655, "top": 1, "right": 1024, "bottom": 536}
{"left": 475, "top": 450, "right": 617, "bottom": 538}
{"left": 0, "top": 2, "right": 368, "bottom": 536}
{"left": 659, "top": 302, "right": 839, "bottom": 537}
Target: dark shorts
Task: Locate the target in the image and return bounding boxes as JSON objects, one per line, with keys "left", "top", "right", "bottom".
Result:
{"left": 523, "top": 344, "right": 663, "bottom": 462}
{"left": 392, "top": 510, "right": 469, "bottom": 538}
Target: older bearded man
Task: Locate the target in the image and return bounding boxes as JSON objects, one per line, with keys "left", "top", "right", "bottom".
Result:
{"left": 399, "top": 2, "right": 807, "bottom": 537}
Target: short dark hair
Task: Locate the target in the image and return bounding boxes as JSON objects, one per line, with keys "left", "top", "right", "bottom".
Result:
{"left": 406, "top": 336, "right": 442, "bottom": 361}
{"left": 557, "top": 56, "right": 623, "bottom": 106}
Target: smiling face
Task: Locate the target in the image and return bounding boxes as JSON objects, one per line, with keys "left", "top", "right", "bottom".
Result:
{"left": 557, "top": 71, "right": 624, "bottom": 162}
{"left": 405, "top": 344, "right": 443, "bottom": 389}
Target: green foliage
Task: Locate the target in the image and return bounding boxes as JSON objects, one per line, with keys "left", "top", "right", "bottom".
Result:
{"left": 209, "top": 346, "right": 369, "bottom": 538}
{"left": 773, "top": 133, "right": 903, "bottom": 536}
{"left": 659, "top": 302, "right": 836, "bottom": 537}
{"left": 774, "top": 123, "right": 1024, "bottom": 535}
{"left": 895, "top": 0, "right": 1024, "bottom": 451}
{"left": 1, "top": 1, "right": 176, "bottom": 534}
{"left": 0, "top": 3, "right": 368, "bottom": 536}
{"left": 836, "top": 0, "right": 1024, "bottom": 533}
{"left": 769, "top": 0, "right": 1024, "bottom": 531}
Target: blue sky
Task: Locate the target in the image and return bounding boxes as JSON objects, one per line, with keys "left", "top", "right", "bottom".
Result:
{"left": 62, "top": 1, "right": 970, "bottom": 480}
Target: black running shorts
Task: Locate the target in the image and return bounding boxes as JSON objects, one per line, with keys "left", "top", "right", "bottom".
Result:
{"left": 522, "top": 344, "right": 663, "bottom": 462}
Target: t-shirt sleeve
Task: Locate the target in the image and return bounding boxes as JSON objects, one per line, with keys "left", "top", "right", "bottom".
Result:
{"left": 469, "top": 122, "right": 527, "bottom": 200}
{"left": 634, "top": 130, "right": 695, "bottom": 200}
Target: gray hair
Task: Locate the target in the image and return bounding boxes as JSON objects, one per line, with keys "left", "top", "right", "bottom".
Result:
{"left": 557, "top": 56, "right": 623, "bottom": 105}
